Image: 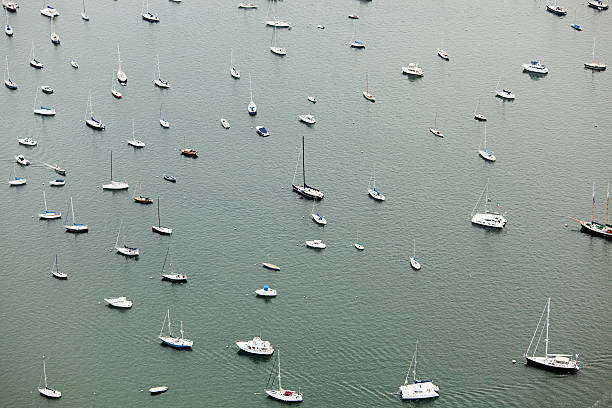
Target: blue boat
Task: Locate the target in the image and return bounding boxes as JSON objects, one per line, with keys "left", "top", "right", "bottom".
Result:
{"left": 256, "top": 126, "right": 269, "bottom": 137}
{"left": 570, "top": 24, "right": 582, "bottom": 31}
{"left": 163, "top": 174, "right": 176, "bottom": 183}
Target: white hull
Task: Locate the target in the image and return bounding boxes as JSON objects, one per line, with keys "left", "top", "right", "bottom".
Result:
{"left": 149, "top": 386, "right": 168, "bottom": 394}
{"left": 368, "top": 188, "right": 386, "bottom": 201}
{"left": 265, "top": 389, "right": 303, "bottom": 402}
{"left": 400, "top": 381, "right": 439, "bottom": 400}
{"left": 402, "top": 64, "right": 424, "bottom": 76}
{"left": 306, "top": 240, "right": 326, "bottom": 249}
{"left": 128, "top": 140, "right": 145, "bottom": 148}
{"left": 161, "top": 273, "right": 187, "bottom": 282}
{"left": 220, "top": 118, "right": 230, "bottom": 129}
{"left": 117, "top": 70, "right": 127, "bottom": 84}
{"left": 236, "top": 339, "right": 274, "bottom": 355}
{"left": 153, "top": 225, "right": 173, "bottom": 235}
{"left": 312, "top": 213, "right": 327, "bottom": 225}
{"left": 471, "top": 212, "right": 507, "bottom": 229}
{"left": 266, "top": 20, "right": 290, "bottom": 27}
{"left": 38, "top": 387, "right": 61, "bottom": 398}
{"left": 81, "top": 12, "right": 88, "bottom": 20}
{"left": 39, "top": 211, "right": 61, "bottom": 219}
{"left": 49, "top": 180, "right": 65, "bottom": 186}
{"left": 9, "top": 178, "right": 26, "bottom": 186}
{"left": 270, "top": 46, "right": 287, "bottom": 55}
{"left": 298, "top": 114, "right": 316, "bottom": 124}
{"left": 159, "top": 336, "right": 193, "bottom": 348}
{"left": 70, "top": 60, "right": 79, "bottom": 68}
{"left": 40, "top": 8, "right": 59, "bottom": 18}
{"left": 104, "top": 297, "right": 132, "bottom": 308}
{"left": 410, "top": 257, "right": 421, "bottom": 270}
{"left": 18, "top": 138, "right": 37, "bottom": 146}
{"left": 496, "top": 91, "right": 515, "bottom": 100}
{"left": 522, "top": 63, "right": 548, "bottom": 74}
{"left": 65, "top": 224, "right": 88, "bottom": 232}
{"left": 34, "top": 108, "right": 56, "bottom": 116}
{"left": 160, "top": 119, "right": 170, "bottom": 128}
{"left": 479, "top": 149, "right": 496, "bottom": 161}
{"left": 51, "top": 271, "right": 67, "bottom": 279}
{"left": 154, "top": 79, "right": 170, "bottom": 88}
{"left": 354, "top": 243, "right": 365, "bottom": 250}
{"left": 86, "top": 119, "right": 105, "bottom": 129}
{"left": 116, "top": 246, "right": 139, "bottom": 257}
{"left": 102, "top": 181, "right": 129, "bottom": 190}
{"left": 255, "top": 288, "right": 278, "bottom": 297}
{"left": 429, "top": 128, "right": 444, "bottom": 137}
{"left": 15, "top": 156, "right": 30, "bottom": 166}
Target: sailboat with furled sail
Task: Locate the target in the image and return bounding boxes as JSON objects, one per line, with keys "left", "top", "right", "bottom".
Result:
{"left": 524, "top": 298, "right": 580, "bottom": 373}
{"left": 39, "top": 188, "right": 61, "bottom": 219}
{"left": 114, "top": 220, "right": 139, "bottom": 257}
{"left": 158, "top": 309, "right": 193, "bottom": 348}
{"left": 116, "top": 45, "right": 127, "bottom": 85}
{"left": 160, "top": 248, "right": 187, "bottom": 282}
{"left": 64, "top": 197, "right": 87, "bottom": 232}
{"left": 363, "top": 71, "right": 375, "bottom": 102}
{"left": 570, "top": 183, "right": 611, "bottom": 239}
{"left": 134, "top": 179, "right": 152, "bottom": 204}
{"left": 264, "top": 350, "right": 303, "bottom": 402}
{"left": 38, "top": 356, "right": 61, "bottom": 399}
{"left": 152, "top": 197, "right": 172, "bottom": 235}
{"left": 399, "top": 341, "right": 439, "bottom": 400}
{"left": 292, "top": 136, "right": 323, "bottom": 200}
{"left": 102, "top": 151, "right": 128, "bottom": 190}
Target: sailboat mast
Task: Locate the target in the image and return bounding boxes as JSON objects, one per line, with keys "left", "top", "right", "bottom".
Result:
{"left": 545, "top": 298, "right": 550, "bottom": 357}
{"left": 592, "top": 184, "right": 595, "bottom": 224}
{"left": 277, "top": 350, "right": 282, "bottom": 390}
{"left": 365, "top": 72, "right": 368, "bottom": 93}
{"left": 302, "top": 136, "right": 306, "bottom": 187}
{"left": 167, "top": 309, "right": 172, "bottom": 337}
{"left": 606, "top": 183, "right": 609, "bottom": 226}
{"left": 70, "top": 197, "right": 75, "bottom": 224}
{"left": 414, "top": 341, "right": 418, "bottom": 382}
{"left": 115, "top": 221, "right": 121, "bottom": 247}
{"left": 43, "top": 358, "right": 48, "bottom": 388}
{"left": 110, "top": 151, "right": 113, "bottom": 180}
{"left": 157, "top": 198, "right": 161, "bottom": 226}
{"left": 55, "top": 254, "right": 58, "bottom": 273}
{"left": 43, "top": 190, "right": 48, "bottom": 211}
{"left": 484, "top": 124, "right": 487, "bottom": 149}
{"left": 413, "top": 239, "right": 416, "bottom": 258}
{"left": 180, "top": 321, "right": 184, "bottom": 340}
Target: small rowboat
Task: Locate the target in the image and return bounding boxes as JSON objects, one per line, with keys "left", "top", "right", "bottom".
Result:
{"left": 149, "top": 386, "right": 168, "bottom": 394}
{"left": 262, "top": 263, "right": 280, "bottom": 271}
{"left": 163, "top": 174, "right": 176, "bottom": 183}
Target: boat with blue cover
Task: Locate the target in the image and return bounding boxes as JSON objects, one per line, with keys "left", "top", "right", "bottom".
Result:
{"left": 163, "top": 174, "right": 176, "bottom": 182}
{"left": 399, "top": 341, "right": 439, "bottom": 400}
{"left": 248, "top": 74, "right": 257, "bottom": 115}
{"left": 256, "top": 126, "right": 269, "bottom": 137}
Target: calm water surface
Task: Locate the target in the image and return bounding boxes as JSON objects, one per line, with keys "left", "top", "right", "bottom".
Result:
{"left": 1, "top": 0, "right": 611, "bottom": 407}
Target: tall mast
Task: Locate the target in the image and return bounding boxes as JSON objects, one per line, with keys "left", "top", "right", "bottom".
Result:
{"left": 592, "top": 183, "right": 595, "bottom": 224}
{"left": 55, "top": 254, "right": 58, "bottom": 273}
{"left": 115, "top": 220, "right": 121, "bottom": 248}
{"left": 180, "top": 321, "right": 184, "bottom": 340}
{"left": 484, "top": 124, "right": 487, "bottom": 150}
{"left": 71, "top": 197, "right": 75, "bottom": 224}
{"left": 161, "top": 248, "right": 169, "bottom": 273}
{"left": 414, "top": 340, "right": 418, "bottom": 382}
{"left": 592, "top": 38, "right": 596, "bottom": 61}
{"left": 277, "top": 349, "right": 282, "bottom": 391}
{"left": 157, "top": 198, "right": 161, "bottom": 226}
{"left": 302, "top": 136, "right": 306, "bottom": 187}
{"left": 545, "top": 298, "right": 550, "bottom": 357}
{"left": 606, "top": 183, "right": 609, "bottom": 226}
{"left": 167, "top": 309, "right": 172, "bottom": 337}
{"left": 413, "top": 239, "right": 416, "bottom": 258}
{"left": 365, "top": 72, "right": 368, "bottom": 93}
{"left": 43, "top": 358, "right": 48, "bottom": 388}
{"left": 43, "top": 190, "right": 48, "bottom": 211}
{"left": 110, "top": 151, "right": 113, "bottom": 180}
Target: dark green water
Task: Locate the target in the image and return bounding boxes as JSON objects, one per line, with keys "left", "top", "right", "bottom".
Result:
{"left": 1, "top": 0, "right": 611, "bottom": 407}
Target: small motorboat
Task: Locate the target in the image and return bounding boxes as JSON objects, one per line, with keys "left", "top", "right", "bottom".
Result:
{"left": 306, "top": 239, "right": 326, "bottom": 249}
{"left": 496, "top": 89, "right": 516, "bottom": 100}
{"left": 15, "top": 154, "right": 30, "bottom": 166}
{"left": 265, "top": 20, "right": 290, "bottom": 28}
{"left": 437, "top": 48, "right": 450, "bottom": 60}
{"left": 474, "top": 113, "right": 487, "bottom": 121}
{"left": 402, "top": 63, "right": 424, "bottom": 76}
{"left": 348, "top": 14, "right": 359, "bottom": 19}
{"left": 588, "top": 0, "right": 608, "bottom": 10}
{"left": 354, "top": 242, "right": 365, "bottom": 250}
{"left": 18, "top": 137, "right": 37, "bottom": 146}
{"left": 70, "top": 59, "right": 79, "bottom": 68}
{"left": 220, "top": 118, "right": 230, "bottom": 129}
{"left": 111, "top": 88, "right": 122, "bottom": 99}
{"left": 256, "top": 126, "right": 270, "bottom": 137}
{"left": 104, "top": 296, "right": 133, "bottom": 308}
{"left": 149, "top": 386, "right": 168, "bottom": 395}
{"left": 299, "top": 114, "right": 316, "bottom": 124}
{"left": 142, "top": 12, "right": 160, "bottom": 22}
{"left": 546, "top": 4, "right": 567, "bottom": 15}
{"left": 522, "top": 60, "right": 549, "bottom": 74}
{"left": 50, "top": 32, "right": 60, "bottom": 45}
{"left": 255, "top": 286, "right": 278, "bottom": 297}
{"left": 307, "top": 96, "right": 317, "bottom": 103}
{"left": 317, "top": 24, "right": 325, "bottom": 29}
{"left": 4, "top": 2, "right": 18, "bottom": 12}
{"left": 34, "top": 106, "right": 56, "bottom": 116}
{"left": 350, "top": 40, "right": 365, "bottom": 48}
{"left": 41, "top": 85, "right": 54, "bottom": 94}
{"left": 238, "top": 3, "right": 257, "bottom": 8}
{"left": 49, "top": 179, "right": 65, "bottom": 186}
{"left": 40, "top": 5, "right": 59, "bottom": 18}
{"left": 163, "top": 174, "right": 176, "bottom": 183}
{"left": 262, "top": 263, "right": 280, "bottom": 271}
{"left": 570, "top": 23, "right": 582, "bottom": 31}
{"left": 236, "top": 336, "right": 274, "bottom": 355}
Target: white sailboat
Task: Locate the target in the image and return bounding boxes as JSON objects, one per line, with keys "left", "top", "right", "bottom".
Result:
{"left": 584, "top": 38, "right": 606, "bottom": 71}
{"left": 153, "top": 55, "right": 170, "bottom": 88}
{"left": 115, "top": 220, "right": 139, "bottom": 257}
{"left": 38, "top": 357, "right": 61, "bottom": 399}
{"left": 127, "top": 120, "right": 145, "bottom": 147}
{"left": 158, "top": 309, "right": 193, "bottom": 349}
{"left": 230, "top": 49, "right": 240, "bottom": 79}
{"left": 363, "top": 71, "right": 375, "bottom": 102}
{"left": 64, "top": 197, "right": 88, "bottom": 232}
{"left": 495, "top": 78, "right": 515, "bottom": 100}
{"left": 247, "top": 73, "right": 257, "bottom": 115}
{"left": 50, "top": 254, "right": 67, "bottom": 279}
{"left": 4, "top": 55, "right": 18, "bottom": 89}
{"left": 471, "top": 180, "right": 507, "bottom": 229}
{"left": 311, "top": 199, "right": 327, "bottom": 225}
{"left": 85, "top": 90, "right": 105, "bottom": 130}
{"left": 473, "top": 99, "right": 487, "bottom": 121}
{"left": 270, "top": 26, "right": 286, "bottom": 55}
{"left": 152, "top": 198, "right": 173, "bottom": 235}
{"left": 409, "top": 240, "right": 421, "bottom": 270}
{"left": 8, "top": 163, "right": 26, "bottom": 186}
{"left": 30, "top": 41, "right": 44, "bottom": 68}
{"left": 399, "top": 341, "right": 439, "bottom": 400}
{"left": 33, "top": 88, "right": 56, "bottom": 116}
{"left": 524, "top": 298, "right": 580, "bottom": 373}
{"left": 39, "top": 189, "right": 61, "bottom": 219}
{"left": 429, "top": 112, "right": 444, "bottom": 137}
{"left": 116, "top": 45, "right": 127, "bottom": 85}
{"left": 111, "top": 71, "right": 122, "bottom": 99}
{"left": 264, "top": 2, "right": 290, "bottom": 27}
{"left": 80, "top": 0, "right": 88, "bottom": 20}
{"left": 349, "top": 20, "right": 365, "bottom": 48}
{"left": 367, "top": 173, "right": 386, "bottom": 201}
{"left": 264, "top": 350, "right": 303, "bottom": 402}
{"left": 160, "top": 248, "right": 186, "bottom": 282}
{"left": 49, "top": 17, "right": 60, "bottom": 44}
{"left": 478, "top": 124, "right": 496, "bottom": 162}
{"left": 159, "top": 104, "right": 170, "bottom": 128}
{"left": 141, "top": 0, "right": 159, "bottom": 22}
{"left": 102, "top": 151, "right": 128, "bottom": 190}
{"left": 4, "top": 8, "right": 12, "bottom": 36}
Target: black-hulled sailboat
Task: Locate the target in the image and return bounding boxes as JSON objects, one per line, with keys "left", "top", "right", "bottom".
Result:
{"left": 292, "top": 136, "right": 323, "bottom": 200}
{"left": 524, "top": 298, "right": 580, "bottom": 373}
{"left": 570, "top": 183, "right": 611, "bottom": 239}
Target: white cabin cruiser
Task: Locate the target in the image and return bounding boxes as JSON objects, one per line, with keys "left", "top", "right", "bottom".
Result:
{"left": 298, "top": 114, "right": 316, "bottom": 124}
{"left": 104, "top": 296, "right": 133, "bottom": 308}
{"left": 306, "top": 239, "right": 326, "bottom": 249}
{"left": 18, "top": 137, "right": 37, "bottom": 146}
{"left": 522, "top": 60, "right": 549, "bottom": 74}
{"left": 15, "top": 154, "right": 30, "bottom": 165}
{"left": 255, "top": 286, "right": 278, "bottom": 297}
{"left": 236, "top": 336, "right": 274, "bottom": 355}
{"left": 402, "top": 63, "right": 424, "bottom": 76}
{"left": 40, "top": 5, "right": 59, "bottom": 17}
